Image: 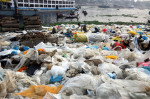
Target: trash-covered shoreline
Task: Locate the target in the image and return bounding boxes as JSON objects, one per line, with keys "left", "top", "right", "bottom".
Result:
{"left": 0, "top": 24, "right": 150, "bottom": 99}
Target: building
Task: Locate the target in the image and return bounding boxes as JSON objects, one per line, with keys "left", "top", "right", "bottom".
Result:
{"left": 9, "top": 0, "right": 76, "bottom": 10}
{"left": 0, "top": 0, "right": 11, "bottom": 9}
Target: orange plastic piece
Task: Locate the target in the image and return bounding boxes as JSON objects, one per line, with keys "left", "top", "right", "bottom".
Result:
{"left": 105, "top": 55, "right": 118, "bottom": 59}
{"left": 23, "top": 50, "right": 28, "bottom": 55}
{"left": 17, "top": 66, "right": 27, "bottom": 72}
{"left": 37, "top": 49, "right": 46, "bottom": 52}
{"left": 14, "top": 85, "right": 63, "bottom": 99}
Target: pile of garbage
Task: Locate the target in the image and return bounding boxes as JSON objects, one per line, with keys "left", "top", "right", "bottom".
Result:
{"left": 0, "top": 24, "right": 150, "bottom": 99}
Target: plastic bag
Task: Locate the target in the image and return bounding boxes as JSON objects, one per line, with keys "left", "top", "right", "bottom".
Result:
{"left": 5, "top": 70, "right": 17, "bottom": 93}
{"left": 83, "top": 49, "right": 95, "bottom": 59}
{"left": 50, "top": 75, "right": 63, "bottom": 83}
{"left": 128, "top": 31, "right": 138, "bottom": 35}
{"left": 98, "top": 63, "right": 122, "bottom": 78}
{"left": 86, "top": 33, "right": 106, "bottom": 42}
{"left": 71, "top": 47, "right": 85, "bottom": 62}
{"left": 60, "top": 74, "right": 102, "bottom": 95}
{"left": 105, "top": 55, "right": 118, "bottom": 59}
{"left": 46, "top": 66, "right": 66, "bottom": 79}
{"left": 0, "top": 49, "right": 21, "bottom": 56}
{"left": 73, "top": 33, "right": 88, "bottom": 42}
{"left": 118, "top": 49, "right": 136, "bottom": 61}
{"left": 96, "top": 82, "right": 121, "bottom": 99}
{"left": 0, "top": 81, "right": 7, "bottom": 98}
{"left": 125, "top": 68, "right": 150, "bottom": 82}
{"left": 34, "top": 42, "right": 57, "bottom": 52}
{"left": 96, "top": 79, "right": 150, "bottom": 99}
{"left": 69, "top": 94, "right": 91, "bottom": 99}
{"left": 14, "top": 49, "right": 36, "bottom": 71}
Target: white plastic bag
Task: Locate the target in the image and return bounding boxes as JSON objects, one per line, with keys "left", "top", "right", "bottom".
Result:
{"left": 96, "top": 79, "right": 150, "bottom": 99}
{"left": 60, "top": 74, "right": 102, "bottom": 95}
{"left": 98, "top": 63, "right": 122, "bottom": 78}
{"left": 86, "top": 33, "right": 106, "bottom": 42}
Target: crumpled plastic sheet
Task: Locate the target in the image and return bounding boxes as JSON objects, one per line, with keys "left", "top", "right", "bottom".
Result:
{"left": 98, "top": 63, "right": 123, "bottom": 78}
{"left": 60, "top": 74, "right": 103, "bottom": 95}
{"left": 14, "top": 85, "right": 63, "bottom": 99}
{"left": 96, "top": 79, "right": 150, "bottom": 99}
{"left": 13, "top": 49, "right": 37, "bottom": 71}
{"left": 125, "top": 68, "right": 150, "bottom": 82}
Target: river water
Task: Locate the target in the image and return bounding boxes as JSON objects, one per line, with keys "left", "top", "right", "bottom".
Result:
{"left": 39, "top": 6, "right": 150, "bottom": 25}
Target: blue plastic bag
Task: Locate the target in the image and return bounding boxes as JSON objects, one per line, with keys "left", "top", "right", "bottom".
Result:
{"left": 13, "top": 46, "right": 19, "bottom": 50}
{"left": 142, "top": 36, "right": 148, "bottom": 40}
{"left": 137, "top": 32, "right": 143, "bottom": 34}
{"left": 50, "top": 75, "right": 63, "bottom": 83}
{"left": 107, "top": 72, "right": 117, "bottom": 79}
{"left": 11, "top": 51, "right": 18, "bottom": 55}
{"left": 22, "top": 46, "right": 29, "bottom": 51}
{"left": 137, "top": 25, "right": 142, "bottom": 28}
{"left": 110, "top": 29, "right": 113, "bottom": 33}
{"left": 142, "top": 66, "right": 150, "bottom": 72}
{"left": 64, "top": 33, "right": 72, "bottom": 37}
{"left": 86, "top": 46, "right": 90, "bottom": 49}
{"left": 91, "top": 45, "right": 99, "bottom": 49}
{"left": 102, "top": 47, "right": 109, "bottom": 50}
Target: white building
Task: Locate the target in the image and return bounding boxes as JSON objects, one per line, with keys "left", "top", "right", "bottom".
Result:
{"left": 10, "top": 0, "right": 76, "bottom": 10}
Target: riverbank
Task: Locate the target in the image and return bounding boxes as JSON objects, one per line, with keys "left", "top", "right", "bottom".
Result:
{"left": 42, "top": 21, "right": 146, "bottom": 26}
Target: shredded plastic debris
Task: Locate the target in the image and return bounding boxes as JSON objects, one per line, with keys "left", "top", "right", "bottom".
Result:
{"left": 0, "top": 24, "right": 150, "bottom": 99}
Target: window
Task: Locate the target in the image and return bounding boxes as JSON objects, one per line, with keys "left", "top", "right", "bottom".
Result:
{"left": 30, "top": 4, "right": 34, "bottom": 7}
{"left": 63, "top": 5, "right": 65, "bottom": 7}
{"left": 48, "top": 5, "right": 51, "bottom": 7}
{"left": 56, "top": 1, "right": 58, "bottom": 4}
{"left": 40, "top": 5, "right": 43, "bottom": 7}
{"left": 52, "top": 5, "right": 55, "bottom": 7}
{"left": 63, "top": 1, "right": 65, "bottom": 4}
{"left": 30, "top": 0, "right": 34, "bottom": 3}
{"left": 35, "top": 5, "right": 39, "bottom": 7}
{"left": 24, "top": 0, "right": 28, "bottom": 3}
{"left": 44, "top": 5, "right": 47, "bottom": 7}
{"left": 18, "top": 0, "right": 23, "bottom": 2}
{"left": 59, "top": 1, "right": 62, "bottom": 4}
{"left": 48, "top": 1, "right": 51, "bottom": 4}
{"left": 52, "top": 1, "right": 55, "bottom": 4}
{"left": 44, "top": 0, "right": 47, "bottom": 4}
{"left": 24, "top": 4, "right": 29, "bottom": 7}
{"left": 18, "top": 4, "right": 23, "bottom": 7}
{"left": 40, "top": 0, "right": 43, "bottom": 3}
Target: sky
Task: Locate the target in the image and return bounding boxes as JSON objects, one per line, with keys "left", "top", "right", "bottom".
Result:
{"left": 134, "top": 0, "right": 150, "bottom": 1}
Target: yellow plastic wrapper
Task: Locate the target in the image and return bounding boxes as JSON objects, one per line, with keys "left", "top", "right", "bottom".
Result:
{"left": 105, "top": 55, "right": 118, "bottom": 59}
{"left": 128, "top": 31, "right": 138, "bottom": 35}
{"left": 73, "top": 33, "right": 88, "bottom": 42}
{"left": 14, "top": 85, "right": 63, "bottom": 99}
{"left": 48, "top": 28, "right": 52, "bottom": 31}
{"left": 111, "top": 36, "right": 122, "bottom": 42}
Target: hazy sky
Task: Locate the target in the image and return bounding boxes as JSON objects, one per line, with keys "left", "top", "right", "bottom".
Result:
{"left": 135, "top": 0, "right": 150, "bottom": 1}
